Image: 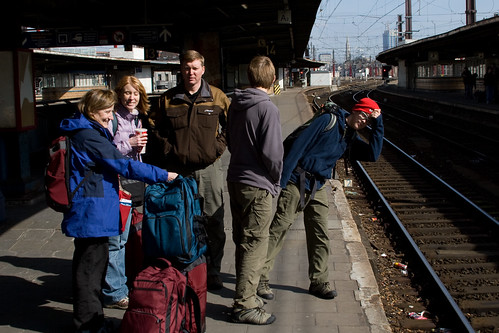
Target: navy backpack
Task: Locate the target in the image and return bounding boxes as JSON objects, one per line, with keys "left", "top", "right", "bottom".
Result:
{"left": 142, "top": 176, "right": 207, "bottom": 264}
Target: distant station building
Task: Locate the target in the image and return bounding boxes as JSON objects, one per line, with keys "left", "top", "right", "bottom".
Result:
{"left": 377, "top": 16, "right": 499, "bottom": 93}
{"left": 33, "top": 47, "right": 179, "bottom": 102}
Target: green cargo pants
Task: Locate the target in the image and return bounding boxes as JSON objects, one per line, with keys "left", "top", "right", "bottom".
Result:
{"left": 260, "top": 182, "right": 330, "bottom": 284}
{"left": 228, "top": 182, "right": 274, "bottom": 309}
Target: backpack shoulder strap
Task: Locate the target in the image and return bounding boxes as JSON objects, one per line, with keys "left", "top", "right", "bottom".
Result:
{"left": 185, "top": 285, "right": 203, "bottom": 333}
{"left": 66, "top": 136, "right": 93, "bottom": 200}
{"left": 111, "top": 114, "right": 118, "bottom": 136}
{"left": 323, "top": 113, "right": 337, "bottom": 132}
{"left": 112, "top": 114, "right": 140, "bottom": 135}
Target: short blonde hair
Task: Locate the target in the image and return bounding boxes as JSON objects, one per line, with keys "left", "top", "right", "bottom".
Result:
{"left": 180, "top": 50, "right": 205, "bottom": 66}
{"left": 78, "top": 89, "right": 117, "bottom": 117}
{"left": 247, "top": 56, "right": 275, "bottom": 89}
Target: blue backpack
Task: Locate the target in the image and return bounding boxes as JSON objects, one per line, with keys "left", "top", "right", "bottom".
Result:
{"left": 142, "top": 176, "right": 207, "bottom": 264}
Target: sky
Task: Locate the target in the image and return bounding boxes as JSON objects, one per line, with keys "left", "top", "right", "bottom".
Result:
{"left": 309, "top": 0, "right": 498, "bottom": 62}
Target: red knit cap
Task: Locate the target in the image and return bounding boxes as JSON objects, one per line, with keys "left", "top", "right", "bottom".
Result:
{"left": 352, "top": 98, "right": 380, "bottom": 114}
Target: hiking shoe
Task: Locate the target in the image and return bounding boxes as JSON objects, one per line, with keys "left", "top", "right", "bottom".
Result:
{"left": 255, "top": 295, "right": 266, "bottom": 308}
{"left": 309, "top": 282, "right": 337, "bottom": 299}
{"left": 207, "top": 275, "right": 223, "bottom": 290}
{"left": 232, "top": 307, "right": 276, "bottom": 325}
{"left": 104, "top": 296, "right": 129, "bottom": 310}
{"left": 257, "top": 280, "right": 274, "bottom": 300}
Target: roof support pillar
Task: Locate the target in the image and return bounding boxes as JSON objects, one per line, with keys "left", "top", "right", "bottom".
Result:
{"left": 183, "top": 32, "right": 223, "bottom": 89}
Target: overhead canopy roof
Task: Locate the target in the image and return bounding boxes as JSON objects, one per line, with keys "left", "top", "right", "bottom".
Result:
{"left": 292, "top": 57, "right": 327, "bottom": 68}
{"left": 377, "top": 16, "right": 499, "bottom": 66}
{"left": 17, "top": 0, "right": 322, "bottom": 66}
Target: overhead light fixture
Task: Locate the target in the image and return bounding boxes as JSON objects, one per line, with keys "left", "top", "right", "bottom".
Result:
{"left": 241, "top": 4, "right": 248, "bottom": 9}
{"left": 256, "top": 22, "right": 261, "bottom": 26}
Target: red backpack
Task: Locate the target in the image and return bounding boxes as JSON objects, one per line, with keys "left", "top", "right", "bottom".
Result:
{"left": 44, "top": 135, "right": 90, "bottom": 212}
{"left": 120, "top": 258, "right": 203, "bottom": 333}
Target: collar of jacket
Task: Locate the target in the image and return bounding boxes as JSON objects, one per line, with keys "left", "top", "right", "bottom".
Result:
{"left": 173, "top": 79, "right": 214, "bottom": 104}
{"left": 115, "top": 104, "right": 138, "bottom": 121}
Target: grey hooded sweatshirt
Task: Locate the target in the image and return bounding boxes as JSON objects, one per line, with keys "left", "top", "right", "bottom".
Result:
{"left": 227, "top": 88, "right": 283, "bottom": 196}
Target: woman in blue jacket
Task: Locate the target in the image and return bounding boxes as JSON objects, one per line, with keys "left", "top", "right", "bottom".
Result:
{"left": 59, "top": 89, "right": 177, "bottom": 333}
{"left": 257, "top": 98, "right": 383, "bottom": 301}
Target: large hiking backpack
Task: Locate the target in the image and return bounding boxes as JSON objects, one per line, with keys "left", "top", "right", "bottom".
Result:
{"left": 180, "top": 256, "right": 207, "bottom": 333}
{"left": 44, "top": 135, "right": 90, "bottom": 212}
{"left": 282, "top": 102, "right": 340, "bottom": 210}
{"left": 142, "top": 175, "right": 207, "bottom": 264}
{"left": 120, "top": 258, "right": 203, "bottom": 333}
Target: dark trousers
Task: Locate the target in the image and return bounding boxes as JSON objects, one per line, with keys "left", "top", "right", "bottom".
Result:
{"left": 72, "top": 237, "right": 109, "bottom": 332}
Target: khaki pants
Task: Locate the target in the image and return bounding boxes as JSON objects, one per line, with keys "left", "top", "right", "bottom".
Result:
{"left": 228, "top": 182, "right": 273, "bottom": 309}
{"left": 193, "top": 158, "right": 226, "bottom": 277}
{"left": 260, "top": 182, "right": 330, "bottom": 284}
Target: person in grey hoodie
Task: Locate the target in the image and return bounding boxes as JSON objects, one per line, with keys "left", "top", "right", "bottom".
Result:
{"left": 227, "top": 56, "right": 283, "bottom": 325}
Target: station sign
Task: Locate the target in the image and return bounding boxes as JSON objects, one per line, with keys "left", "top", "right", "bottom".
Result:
{"left": 130, "top": 28, "right": 171, "bottom": 44}
{"left": 278, "top": 9, "right": 292, "bottom": 24}
{"left": 21, "top": 27, "right": 174, "bottom": 49}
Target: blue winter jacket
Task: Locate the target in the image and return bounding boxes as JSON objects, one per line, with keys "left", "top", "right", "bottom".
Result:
{"left": 282, "top": 108, "right": 384, "bottom": 191}
{"left": 59, "top": 112, "right": 169, "bottom": 238}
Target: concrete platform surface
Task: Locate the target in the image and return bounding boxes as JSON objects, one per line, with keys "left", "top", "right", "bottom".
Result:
{"left": 0, "top": 88, "right": 391, "bottom": 333}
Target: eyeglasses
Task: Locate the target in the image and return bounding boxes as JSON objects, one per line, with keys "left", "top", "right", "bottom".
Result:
{"left": 358, "top": 112, "right": 370, "bottom": 121}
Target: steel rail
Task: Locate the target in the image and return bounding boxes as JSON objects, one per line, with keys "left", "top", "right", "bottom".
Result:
{"left": 382, "top": 137, "right": 499, "bottom": 229}
{"left": 354, "top": 140, "right": 476, "bottom": 332}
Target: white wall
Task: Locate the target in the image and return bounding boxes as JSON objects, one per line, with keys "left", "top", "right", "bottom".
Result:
{"left": 109, "top": 46, "right": 145, "bottom": 60}
{"left": 134, "top": 67, "right": 153, "bottom": 93}
{"left": 310, "top": 72, "right": 331, "bottom": 86}
{"left": 277, "top": 67, "right": 284, "bottom": 88}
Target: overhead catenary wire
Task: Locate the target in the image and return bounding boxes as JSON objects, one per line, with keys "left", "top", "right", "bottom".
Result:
{"left": 310, "top": 0, "right": 497, "bottom": 61}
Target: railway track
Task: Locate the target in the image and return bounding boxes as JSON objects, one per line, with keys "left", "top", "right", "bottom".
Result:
{"left": 356, "top": 139, "right": 499, "bottom": 332}
{"left": 370, "top": 89, "right": 499, "bottom": 221}
{"left": 306, "top": 86, "right": 499, "bottom": 332}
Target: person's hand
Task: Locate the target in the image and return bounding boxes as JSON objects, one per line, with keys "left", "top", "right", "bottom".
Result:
{"left": 370, "top": 108, "right": 381, "bottom": 119}
{"left": 129, "top": 132, "right": 148, "bottom": 149}
{"left": 167, "top": 172, "right": 178, "bottom": 182}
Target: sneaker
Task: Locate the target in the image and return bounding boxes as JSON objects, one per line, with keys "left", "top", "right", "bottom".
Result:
{"left": 207, "top": 275, "right": 223, "bottom": 290}
{"left": 104, "top": 296, "right": 129, "bottom": 310}
{"left": 309, "top": 282, "right": 337, "bottom": 299}
{"left": 257, "top": 280, "right": 274, "bottom": 300}
{"left": 232, "top": 307, "right": 276, "bottom": 325}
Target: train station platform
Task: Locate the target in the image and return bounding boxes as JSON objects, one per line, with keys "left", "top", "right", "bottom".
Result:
{"left": 0, "top": 87, "right": 391, "bottom": 333}
{"left": 376, "top": 83, "right": 499, "bottom": 115}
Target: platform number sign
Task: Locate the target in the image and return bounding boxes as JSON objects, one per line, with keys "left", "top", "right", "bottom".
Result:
{"left": 258, "top": 39, "right": 275, "bottom": 56}
{"left": 266, "top": 43, "right": 276, "bottom": 56}
{"left": 145, "top": 48, "right": 158, "bottom": 60}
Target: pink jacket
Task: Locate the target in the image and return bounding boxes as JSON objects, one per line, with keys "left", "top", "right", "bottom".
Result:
{"left": 107, "top": 104, "right": 142, "bottom": 161}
